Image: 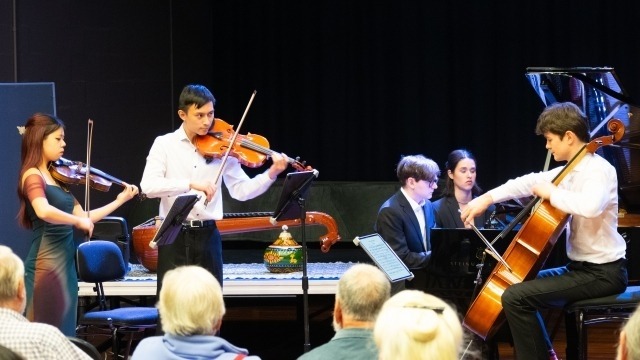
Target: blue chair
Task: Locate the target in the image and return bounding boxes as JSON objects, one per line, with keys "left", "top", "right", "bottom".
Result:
{"left": 76, "top": 240, "right": 158, "bottom": 359}
{"left": 564, "top": 286, "right": 640, "bottom": 360}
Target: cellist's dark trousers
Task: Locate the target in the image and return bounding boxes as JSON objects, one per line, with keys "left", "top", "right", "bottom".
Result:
{"left": 501, "top": 259, "right": 627, "bottom": 360}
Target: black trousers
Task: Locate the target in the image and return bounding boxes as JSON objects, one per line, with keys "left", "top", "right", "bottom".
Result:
{"left": 156, "top": 224, "right": 223, "bottom": 290}
{"left": 155, "top": 224, "right": 223, "bottom": 334}
{"left": 501, "top": 258, "right": 628, "bottom": 360}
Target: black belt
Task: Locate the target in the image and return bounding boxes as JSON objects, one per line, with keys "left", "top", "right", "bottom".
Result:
{"left": 182, "top": 219, "right": 217, "bottom": 229}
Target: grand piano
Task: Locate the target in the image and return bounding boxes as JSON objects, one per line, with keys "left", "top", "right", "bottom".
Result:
{"left": 525, "top": 67, "right": 640, "bottom": 217}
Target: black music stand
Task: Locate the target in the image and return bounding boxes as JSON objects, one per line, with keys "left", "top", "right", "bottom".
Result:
{"left": 269, "top": 169, "right": 318, "bottom": 353}
{"left": 149, "top": 194, "right": 199, "bottom": 249}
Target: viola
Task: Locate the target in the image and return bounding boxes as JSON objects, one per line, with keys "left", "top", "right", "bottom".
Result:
{"left": 50, "top": 157, "right": 139, "bottom": 194}
{"left": 194, "top": 118, "right": 310, "bottom": 171}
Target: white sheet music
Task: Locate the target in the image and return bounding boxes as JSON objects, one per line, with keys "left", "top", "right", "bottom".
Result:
{"left": 353, "top": 234, "right": 413, "bottom": 283}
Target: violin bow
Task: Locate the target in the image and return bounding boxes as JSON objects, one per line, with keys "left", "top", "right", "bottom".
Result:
{"left": 84, "top": 119, "right": 94, "bottom": 240}
{"left": 204, "top": 90, "right": 257, "bottom": 206}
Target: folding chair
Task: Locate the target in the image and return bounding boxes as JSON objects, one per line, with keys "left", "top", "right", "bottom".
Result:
{"left": 76, "top": 240, "right": 158, "bottom": 359}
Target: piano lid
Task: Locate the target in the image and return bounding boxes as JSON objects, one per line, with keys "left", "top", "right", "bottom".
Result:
{"left": 525, "top": 67, "right": 640, "bottom": 213}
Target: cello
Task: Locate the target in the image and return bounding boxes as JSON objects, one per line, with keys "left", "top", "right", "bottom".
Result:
{"left": 462, "top": 118, "right": 626, "bottom": 340}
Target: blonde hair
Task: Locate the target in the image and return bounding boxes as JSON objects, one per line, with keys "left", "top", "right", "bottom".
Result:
{"left": 0, "top": 246, "right": 24, "bottom": 304}
{"left": 158, "top": 265, "right": 225, "bottom": 336}
{"left": 374, "top": 290, "right": 463, "bottom": 360}
{"left": 619, "top": 305, "right": 640, "bottom": 360}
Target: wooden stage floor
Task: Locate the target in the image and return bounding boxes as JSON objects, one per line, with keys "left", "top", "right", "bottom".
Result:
{"left": 495, "top": 319, "right": 620, "bottom": 360}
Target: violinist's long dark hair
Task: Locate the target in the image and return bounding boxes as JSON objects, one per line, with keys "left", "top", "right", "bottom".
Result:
{"left": 16, "top": 113, "right": 65, "bottom": 229}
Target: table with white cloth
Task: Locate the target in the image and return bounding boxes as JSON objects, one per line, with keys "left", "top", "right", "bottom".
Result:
{"left": 78, "top": 262, "right": 355, "bottom": 297}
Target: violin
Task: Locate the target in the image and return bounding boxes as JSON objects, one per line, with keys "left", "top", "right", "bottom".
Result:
{"left": 50, "top": 157, "right": 139, "bottom": 194}
{"left": 194, "top": 118, "right": 310, "bottom": 171}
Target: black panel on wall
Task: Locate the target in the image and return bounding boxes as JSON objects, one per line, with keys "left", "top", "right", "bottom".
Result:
{"left": 0, "top": 82, "right": 56, "bottom": 259}
{"left": 620, "top": 227, "right": 640, "bottom": 284}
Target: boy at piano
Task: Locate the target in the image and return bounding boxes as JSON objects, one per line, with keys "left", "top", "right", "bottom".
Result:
{"left": 375, "top": 154, "right": 440, "bottom": 295}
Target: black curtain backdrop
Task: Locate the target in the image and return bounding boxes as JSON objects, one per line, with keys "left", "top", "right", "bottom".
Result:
{"left": 199, "top": 0, "right": 640, "bottom": 186}
{"left": 2, "top": 1, "right": 640, "bottom": 256}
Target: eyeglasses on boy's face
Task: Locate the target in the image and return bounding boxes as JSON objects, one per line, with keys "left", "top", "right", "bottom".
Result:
{"left": 423, "top": 178, "right": 438, "bottom": 187}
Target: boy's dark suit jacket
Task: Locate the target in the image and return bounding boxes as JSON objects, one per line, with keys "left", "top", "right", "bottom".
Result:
{"left": 375, "top": 190, "right": 434, "bottom": 270}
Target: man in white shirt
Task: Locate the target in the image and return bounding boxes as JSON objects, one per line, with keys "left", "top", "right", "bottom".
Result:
{"left": 0, "top": 245, "right": 91, "bottom": 360}
{"left": 140, "top": 84, "right": 288, "bottom": 305}
{"left": 462, "top": 102, "right": 627, "bottom": 360}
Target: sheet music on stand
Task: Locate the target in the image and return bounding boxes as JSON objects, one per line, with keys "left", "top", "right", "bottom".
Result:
{"left": 149, "top": 194, "right": 199, "bottom": 249}
{"left": 353, "top": 233, "right": 414, "bottom": 283}
{"left": 269, "top": 170, "right": 318, "bottom": 223}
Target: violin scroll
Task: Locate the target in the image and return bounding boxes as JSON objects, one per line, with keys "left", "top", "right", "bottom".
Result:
{"left": 290, "top": 156, "right": 313, "bottom": 172}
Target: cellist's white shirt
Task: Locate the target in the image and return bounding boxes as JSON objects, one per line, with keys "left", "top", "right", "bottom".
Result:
{"left": 140, "top": 125, "right": 274, "bottom": 221}
{"left": 488, "top": 152, "right": 625, "bottom": 264}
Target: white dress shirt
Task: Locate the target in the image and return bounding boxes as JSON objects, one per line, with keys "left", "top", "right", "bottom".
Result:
{"left": 401, "top": 188, "right": 427, "bottom": 251}
{"left": 488, "top": 152, "right": 625, "bottom": 263}
{"left": 140, "top": 125, "right": 275, "bottom": 221}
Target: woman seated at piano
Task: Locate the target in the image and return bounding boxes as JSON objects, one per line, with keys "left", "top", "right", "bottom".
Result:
{"left": 433, "top": 149, "right": 496, "bottom": 229}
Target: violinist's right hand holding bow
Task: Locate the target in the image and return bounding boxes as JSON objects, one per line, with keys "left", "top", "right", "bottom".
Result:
{"left": 75, "top": 217, "right": 94, "bottom": 238}
{"left": 190, "top": 180, "right": 217, "bottom": 204}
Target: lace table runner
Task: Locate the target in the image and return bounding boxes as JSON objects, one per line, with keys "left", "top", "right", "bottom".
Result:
{"left": 125, "top": 262, "right": 356, "bottom": 281}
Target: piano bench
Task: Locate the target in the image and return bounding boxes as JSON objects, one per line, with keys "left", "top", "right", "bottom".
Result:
{"left": 564, "top": 286, "right": 640, "bottom": 360}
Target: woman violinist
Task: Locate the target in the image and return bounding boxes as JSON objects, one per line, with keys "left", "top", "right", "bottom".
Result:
{"left": 16, "top": 113, "right": 139, "bottom": 336}
{"left": 461, "top": 102, "right": 627, "bottom": 360}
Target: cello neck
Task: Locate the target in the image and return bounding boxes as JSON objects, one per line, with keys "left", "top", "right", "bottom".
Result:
{"left": 550, "top": 144, "right": 588, "bottom": 186}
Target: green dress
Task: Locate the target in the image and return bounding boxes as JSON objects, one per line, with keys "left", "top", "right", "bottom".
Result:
{"left": 24, "top": 182, "right": 78, "bottom": 336}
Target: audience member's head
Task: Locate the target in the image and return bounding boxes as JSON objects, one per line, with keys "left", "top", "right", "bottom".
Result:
{"left": 0, "top": 245, "right": 26, "bottom": 314}
{"left": 374, "top": 290, "right": 463, "bottom": 360}
{"left": 158, "top": 265, "right": 225, "bottom": 336}
{"left": 333, "top": 263, "right": 390, "bottom": 331}
{"left": 618, "top": 305, "right": 640, "bottom": 360}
